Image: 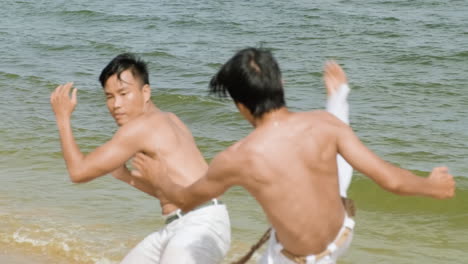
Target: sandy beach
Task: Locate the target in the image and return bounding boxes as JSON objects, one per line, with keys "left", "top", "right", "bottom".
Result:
{"left": 0, "top": 249, "right": 52, "bottom": 264}
{"left": 0, "top": 255, "right": 40, "bottom": 264}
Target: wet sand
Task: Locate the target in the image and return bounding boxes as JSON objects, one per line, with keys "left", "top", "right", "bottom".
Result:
{"left": 0, "top": 248, "right": 62, "bottom": 264}
{"left": 0, "top": 254, "right": 46, "bottom": 264}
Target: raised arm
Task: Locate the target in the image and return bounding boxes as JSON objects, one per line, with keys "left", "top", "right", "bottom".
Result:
{"left": 335, "top": 122, "right": 455, "bottom": 199}
{"left": 324, "top": 61, "right": 353, "bottom": 197}
{"left": 50, "top": 83, "right": 145, "bottom": 183}
{"left": 132, "top": 150, "right": 239, "bottom": 211}
{"left": 325, "top": 60, "right": 350, "bottom": 124}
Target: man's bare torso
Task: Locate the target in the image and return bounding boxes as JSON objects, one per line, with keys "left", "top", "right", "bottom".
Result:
{"left": 232, "top": 109, "right": 345, "bottom": 255}
{"left": 131, "top": 110, "right": 208, "bottom": 214}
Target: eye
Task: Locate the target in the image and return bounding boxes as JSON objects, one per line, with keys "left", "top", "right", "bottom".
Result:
{"left": 106, "top": 95, "right": 113, "bottom": 100}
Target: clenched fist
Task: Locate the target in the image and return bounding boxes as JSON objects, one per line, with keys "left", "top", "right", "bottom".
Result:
{"left": 428, "top": 166, "right": 455, "bottom": 199}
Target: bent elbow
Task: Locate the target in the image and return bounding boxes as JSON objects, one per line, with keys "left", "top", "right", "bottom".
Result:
{"left": 69, "top": 171, "right": 91, "bottom": 184}
{"left": 70, "top": 174, "right": 85, "bottom": 183}
{"left": 384, "top": 177, "right": 404, "bottom": 194}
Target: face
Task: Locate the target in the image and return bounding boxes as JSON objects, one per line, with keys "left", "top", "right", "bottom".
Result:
{"left": 103, "top": 70, "right": 150, "bottom": 126}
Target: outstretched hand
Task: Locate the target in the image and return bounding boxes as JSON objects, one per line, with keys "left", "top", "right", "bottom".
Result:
{"left": 50, "top": 82, "right": 77, "bottom": 119}
{"left": 428, "top": 167, "right": 455, "bottom": 199}
{"left": 324, "top": 61, "right": 348, "bottom": 96}
{"left": 131, "top": 153, "right": 167, "bottom": 193}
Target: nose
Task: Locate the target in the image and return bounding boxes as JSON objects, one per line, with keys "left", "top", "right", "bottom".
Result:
{"left": 114, "top": 95, "right": 122, "bottom": 108}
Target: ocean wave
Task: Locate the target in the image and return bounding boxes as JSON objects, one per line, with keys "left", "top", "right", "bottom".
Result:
{"left": 58, "top": 10, "right": 104, "bottom": 18}
{"left": 453, "top": 50, "right": 468, "bottom": 58}
{"left": 32, "top": 43, "right": 77, "bottom": 52}
{"left": 382, "top": 16, "right": 400, "bottom": 22}
{"left": 361, "top": 30, "right": 404, "bottom": 39}
{"left": 0, "top": 212, "right": 263, "bottom": 264}
{"left": 140, "top": 50, "right": 176, "bottom": 59}
{"left": 86, "top": 41, "right": 127, "bottom": 54}
{"left": 0, "top": 72, "right": 21, "bottom": 80}
{"left": 0, "top": 221, "right": 116, "bottom": 263}
{"left": 56, "top": 9, "right": 160, "bottom": 25}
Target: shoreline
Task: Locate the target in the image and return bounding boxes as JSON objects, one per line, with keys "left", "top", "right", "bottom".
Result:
{"left": 0, "top": 247, "right": 69, "bottom": 264}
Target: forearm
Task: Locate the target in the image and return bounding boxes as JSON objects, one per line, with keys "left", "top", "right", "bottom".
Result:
{"left": 382, "top": 165, "right": 434, "bottom": 197}
{"left": 112, "top": 166, "right": 158, "bottom": 197}
{"left": 56, "top": 116, "right": 88, "bottom": 182}
{"left": 133, "top": 152, "right": 233, "bottom": 211}
{"left": 158, "top": 176, "right": 191, "bottom": 210}
{"left": 338, "top": 123, "right": 450, "bottom": 199}
{"left": 159, "top": 176, "right": 211, "bottom": 212}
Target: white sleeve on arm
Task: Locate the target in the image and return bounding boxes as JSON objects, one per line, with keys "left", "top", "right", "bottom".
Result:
{"left": 327, "top": 84, "right": 350, "bottom": 124}
{"left": 326, "top": 84, "right": 353, "bottom": 197}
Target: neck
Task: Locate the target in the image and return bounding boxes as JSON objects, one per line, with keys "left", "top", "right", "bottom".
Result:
{"left": 253, "top": 107, "right": 290, "bottom": 127}
{"left": 144, "top": 101, "right": 159, "bottom": 113}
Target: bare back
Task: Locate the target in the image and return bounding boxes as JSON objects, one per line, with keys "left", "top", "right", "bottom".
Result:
{"left": 234, "top": 110, "right": 345, "bottom": 255}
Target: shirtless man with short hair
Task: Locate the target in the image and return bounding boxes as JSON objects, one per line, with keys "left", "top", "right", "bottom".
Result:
{"left": 132, "top": 48, "right": 455, "bottom": 264}
{"left": 50, "top": 53, "right": 230, "bottom": 263}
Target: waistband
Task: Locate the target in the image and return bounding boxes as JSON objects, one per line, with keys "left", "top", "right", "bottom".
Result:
{"left": 280, "top": 214, "right": 355, "bottom": 264}
{"left": 164, "top": 199, "right": 223, "bottom": 225}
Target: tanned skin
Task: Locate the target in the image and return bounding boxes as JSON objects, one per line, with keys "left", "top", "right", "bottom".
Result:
{"left": 131, "top": 62, "right": 455, "bottom": 255}
{"left": 50, "top": 70, "right": 209, "bottom": 214}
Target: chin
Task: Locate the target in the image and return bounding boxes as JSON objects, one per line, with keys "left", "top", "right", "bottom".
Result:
{"left": 115, "top": 119, "right": 126, "bottom": 126}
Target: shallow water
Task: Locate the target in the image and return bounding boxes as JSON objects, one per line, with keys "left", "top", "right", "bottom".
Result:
{"left": 1, "top": 0, "right": 467, "bottom": 263}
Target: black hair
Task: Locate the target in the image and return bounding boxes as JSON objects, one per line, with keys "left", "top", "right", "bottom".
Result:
{"left": 209, "top": 47, "right": 285, "bottom": 118}
{"left": 99, "top": 53, "right": 149, "bottom": 88}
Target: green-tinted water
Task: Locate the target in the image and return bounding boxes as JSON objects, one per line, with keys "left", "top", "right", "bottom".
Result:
{"left": 1, "top": 0, "right": 467, "bottom": 263}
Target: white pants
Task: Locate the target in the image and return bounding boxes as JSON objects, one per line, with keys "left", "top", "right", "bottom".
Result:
{"left": 120, "top": 204, "right": 231, "bottom": 264}
{"left": 326, "top": 84, "right": 353, "bottom": 198}
{"left": 258, "top": 215, "right": 355, "bottom": 264}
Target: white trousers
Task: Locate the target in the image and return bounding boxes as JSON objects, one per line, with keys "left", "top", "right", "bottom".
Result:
{"left": 326, "top": 84, "right": 353, "bottom": 198}
{"left": 258, "top": 215, "right": 355, "bottom": 264}
{"left": 120, "top": 204, "right": 231, "bottom": 264}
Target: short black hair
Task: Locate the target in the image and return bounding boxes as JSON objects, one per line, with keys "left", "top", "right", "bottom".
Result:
{"left": 99, "top": 53, "right": 149, "bottom": 88}
{"left": 209, "top": 48, "right": 285, "bottom": 118}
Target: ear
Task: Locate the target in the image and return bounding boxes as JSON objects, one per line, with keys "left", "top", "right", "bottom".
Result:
{"left": 142, "top": 84, "right": 151, "bottom": 102}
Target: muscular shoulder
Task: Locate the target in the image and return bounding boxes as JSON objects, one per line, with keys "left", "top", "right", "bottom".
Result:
{"left": 310, "top": 111, "right": 355, "bottom": 152}
{"left": 286, "top": 111, "right": 349, "bottom": 155}
{"left": 302, "top": 110, "right": 346, "bottom": 131}
{"left": 209, "top": 141, "right": 255, "bottom": 183}
{"left": 113, "top": 112, "right": 166, "bottom": 143}
{"left": 225, "top": 137, "right": 264, "bottom": 169}
{"left": 303, "top": 110, "right": 338, "bottom": 122}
